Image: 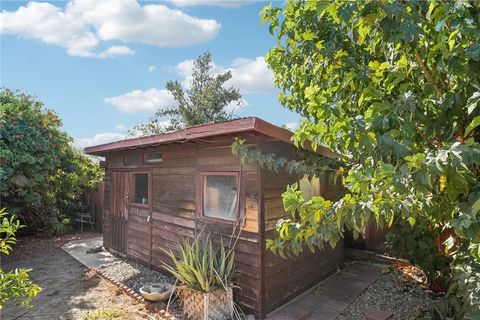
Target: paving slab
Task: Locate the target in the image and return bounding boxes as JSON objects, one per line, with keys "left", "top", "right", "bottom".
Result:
{"left": 62, "top": 236, "right": 120, "bottom": 269}
{"left": 363, "top": 308, "right": 393, "bottom": 320}
{"left": 267, "top": 261, "right": 384, "bottom": 320}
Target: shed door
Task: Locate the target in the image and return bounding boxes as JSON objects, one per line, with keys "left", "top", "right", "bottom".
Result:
{"left": 108, "top": 171, "right": 129, "bottom": 255}
{"left": 127, "top": 171, "right": 152, "bottom": 266}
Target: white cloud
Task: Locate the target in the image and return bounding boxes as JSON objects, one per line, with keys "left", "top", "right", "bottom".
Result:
{"left": 169, "top": 0, "right": 254, "bottom": 8}
{"left": 105, "top": 55, "right": 273, "bottom": 116}
{"left": 0, "top": 2, "right": 99, "bottom": 57}
{"left": 148, "top": 65, "right": 156, "bottom": 73}
{"left": 284, "top": 122, "right": 299, "bottom": 131}
{"left": 104, "top": 88, "right": 176, "bottom": 114}
{"left": 174, "top": 56, "right": 275, "bottom": 94}
{"left": 174, "top": 59, "right": 196, "bottom": 77}
{"left": 0, "top": 0, "right": 221, "bottom": 57}
{"left": 97, "top": 45, "right": 134, "bottom": 58}
{"left": 71, "top": 0, "right": 221, "bottom": 47}
{"left": 115, "top": 124, "right": 127, "bottom": 131}
{"left": 227, "top": 57, "right": 275, "bottom": 93}
{"left": 224, "top": 98, "right": 248, "bottom": 114}
{"left": 175, "top": 58, "right": 226, "bottom": 89}
{"left": 73, "top": 132, "right": 126, "bottom": 150}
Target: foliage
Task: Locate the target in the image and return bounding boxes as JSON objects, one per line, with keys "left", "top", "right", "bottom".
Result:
{"left": 232, "top": 137, "right": 339, "bottom": 178}
{"left": 0, "top": 88, "right": 103, "bottom": 234}
{"left": 0, "top": 208, "right": 40, "bottom": 309}
{"left": 132, "top": 52, "right": 243, "bottom": 136}
{"left": 259, "top": 0, "right": 480, "bottom": 317}
{"left": 161, "top": 233, "right": 235, "bottom": 292}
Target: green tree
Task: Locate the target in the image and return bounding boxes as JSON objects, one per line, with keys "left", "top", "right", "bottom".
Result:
{"left": 257, "top": 1, "right": 480, "bottom": 317}
{"left": 132, "top": 52, "right": 243, "bottom": 136}
{"left": 0, "top": 208, "right": 40, "bottom": 309}
{"left": 0, "top": 88, "right": 103, "bottom": 234}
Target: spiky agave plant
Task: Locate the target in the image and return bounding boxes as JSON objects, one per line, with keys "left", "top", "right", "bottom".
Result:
{"left": 161, "top": 233, "right": 235, "bottom": 292}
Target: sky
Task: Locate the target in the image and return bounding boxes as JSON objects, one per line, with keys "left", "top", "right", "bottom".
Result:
{"left": 1, "top": 0, "right": 300, "bottom": 149}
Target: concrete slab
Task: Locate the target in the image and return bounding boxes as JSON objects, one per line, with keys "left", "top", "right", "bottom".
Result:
{"left": 267, "top": 261, "right": 384, "bottom": 320}
{"left": 62, "top": 236, "right": 120, "bottom": 269}
{"left": 363, "top": 308, "right": 393, "bottom": 320}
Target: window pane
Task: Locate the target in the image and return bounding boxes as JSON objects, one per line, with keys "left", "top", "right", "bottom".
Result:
{"left": 125, "top": 154, "right": 141, "bottom": 166}
{"left": 146, "top": 152, "right": 163, "bottom": 164}
{"left": 299, "top": 175, "right": 321, "bottom": 201}
{"left": 203, "top": 175, "right": 238, "bottom": 220}
{"left": 134, "top": 174, "right": 148, "bottom": 205}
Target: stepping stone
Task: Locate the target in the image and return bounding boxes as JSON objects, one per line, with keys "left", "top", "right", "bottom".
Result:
{"left": 363, "top": 308, "right": 393, "bottom": 320}
{"left": 268, "top": 304, "right": 310, "bottom": 320}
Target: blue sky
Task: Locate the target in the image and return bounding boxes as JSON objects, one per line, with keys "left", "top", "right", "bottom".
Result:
{"left": 1, "top": 0, "right": 298, "bottom": 149}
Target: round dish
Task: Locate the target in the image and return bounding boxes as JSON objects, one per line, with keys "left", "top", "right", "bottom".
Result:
{"left": 139, "top": 283, "right": 175, "bottom": 301}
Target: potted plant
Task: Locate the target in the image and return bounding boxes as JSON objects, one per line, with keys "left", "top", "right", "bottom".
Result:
{"left": 162, "top": 233, "right": 235, "bottom": 320}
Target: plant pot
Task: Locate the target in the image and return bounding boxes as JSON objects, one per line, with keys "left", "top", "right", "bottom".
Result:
{"left": 177, "top": 286, "right": 234, "bottom": 320}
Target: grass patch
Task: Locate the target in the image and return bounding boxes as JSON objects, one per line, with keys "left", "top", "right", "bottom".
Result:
{"left": 82, "top": 308, "right": 124, "bottom": 320}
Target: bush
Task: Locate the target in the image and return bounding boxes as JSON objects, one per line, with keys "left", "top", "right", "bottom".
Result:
{"left": 0, "top": 208, "right": 40, "bottom": 308}
{"left": 0, "top": 88, "right": 102, "bottom": 234}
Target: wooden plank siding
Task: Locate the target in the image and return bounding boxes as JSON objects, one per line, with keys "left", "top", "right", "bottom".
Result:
{"left": 260, "top": 143, "right": 344, "bottom": 315}
{"left": 102, "top": 137, "right": 263, "bottom": 315}
{"left": 101, "top": 136, "right": 344, "bottom": 318}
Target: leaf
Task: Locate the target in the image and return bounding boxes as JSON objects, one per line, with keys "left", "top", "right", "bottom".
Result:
{"left": 302, "top": 31, "right": 317, "bottom": 41}
{"left": 472, "top": 198, "right": 480, "bottom": 217}
{"left": 465, "top": 43, "right": 480, "bottom": 61}
{"left": 467, "top": 92, "right": 480, "bottom": 115}
{"left": 325, "top": 3, "right": 340, "bottom": 24}
{"left": 408, "top": 216, "right": 416, "bottom": 227}
{"left": 448, "top": 29, "right": 460, "bottom": 50}
{"left": 465, "top": 115, "right": 480, "bottom": 137}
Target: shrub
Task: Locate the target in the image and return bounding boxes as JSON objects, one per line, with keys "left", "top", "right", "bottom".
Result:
{"left": 0, "top": 88, "right": 102, "bottom": 234}
{"left": 0, "top": 208, "right": 40, "bottom": 309}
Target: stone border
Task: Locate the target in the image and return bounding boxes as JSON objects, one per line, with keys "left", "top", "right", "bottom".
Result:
{"left": 94, "top": 264, "right": 177, "bottom": 320}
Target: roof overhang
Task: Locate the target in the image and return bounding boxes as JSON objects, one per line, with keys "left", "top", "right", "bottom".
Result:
{"left": 84, "top": 117, "right": 337, "bottom": 158}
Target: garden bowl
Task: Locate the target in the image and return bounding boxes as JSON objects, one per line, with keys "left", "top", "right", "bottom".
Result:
{"left": 139, "top": 283, "right": 175, "bottom": 302}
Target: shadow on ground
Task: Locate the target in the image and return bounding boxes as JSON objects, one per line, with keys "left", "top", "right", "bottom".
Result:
{"left": 0, "top": 233, "right": 154, "bottom": 320}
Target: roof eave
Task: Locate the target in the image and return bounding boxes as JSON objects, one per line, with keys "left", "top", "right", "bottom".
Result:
{"left": 83, "top": 117, "right": 338, "bottom": 159}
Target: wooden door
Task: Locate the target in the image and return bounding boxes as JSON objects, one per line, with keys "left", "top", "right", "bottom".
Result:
{"left": 108, "top": 171, "right": 129, "bottom": 255}
{"left": 126, "top": 171, "right": 152, "bottom": 266}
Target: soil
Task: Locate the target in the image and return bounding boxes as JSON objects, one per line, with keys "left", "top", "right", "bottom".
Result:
{"left": 0, "top": 232, "right": 165, "bottom": 320}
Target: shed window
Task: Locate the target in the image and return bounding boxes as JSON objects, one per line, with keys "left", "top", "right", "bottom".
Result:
{"left": 132, "top": 173, "right": 149, "bottom": 205}
{"left": 202, "top": 173, "right": 239, "bottom": 221}
{"left": 124, "top": 154, "right": 142, "bottom": 166}
{"left": 145, "top": 152, "right": 163, "bottom": 164}
{"left": 299, "top": 174, "right": 321, "bottom": 200}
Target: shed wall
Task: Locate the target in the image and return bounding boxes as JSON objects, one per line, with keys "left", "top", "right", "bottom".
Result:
{"left": 103, "top": 137, "right": 262, "bottom": 314}
{"left": 260, "top": 143, "right": 344, "bottom": 314}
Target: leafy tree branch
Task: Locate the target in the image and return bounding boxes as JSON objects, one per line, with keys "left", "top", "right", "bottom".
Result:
{"left": 132, "top": 52, "right": 243, "bottom": 136}
{"left": 260, "top": 0, "right": 480, "bottom": 317}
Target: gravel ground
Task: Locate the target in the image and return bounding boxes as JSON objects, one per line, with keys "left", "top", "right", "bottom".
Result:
{"left": 97, "top": 257, "right": 441, "bottom": 320}
{"left": 98, "top": 261, "right": 184, "bottom": 318}
{"left": 337, "top": 268, "right": 441, "bottom": 320}
{"left": 98, "top": 261, "right": 172, "bottom": 293}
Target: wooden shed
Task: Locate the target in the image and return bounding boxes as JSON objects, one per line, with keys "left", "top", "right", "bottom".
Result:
{"left": 84, "top": 117, "right": 344, "bottom": 318}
